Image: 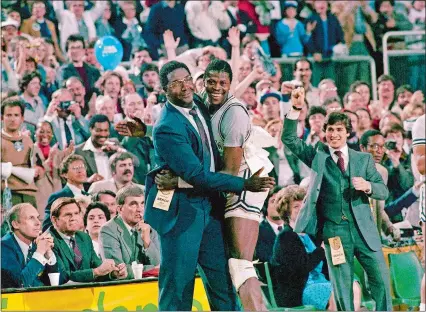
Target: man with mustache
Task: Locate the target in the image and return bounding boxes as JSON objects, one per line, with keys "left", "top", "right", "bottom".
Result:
{"left": 88, "top": 152, "right": 144, "bottom": 194}
{"left": 75, "top": 114, "right": 125, "bottom": 186}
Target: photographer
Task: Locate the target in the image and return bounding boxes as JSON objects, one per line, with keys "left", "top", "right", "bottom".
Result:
{"left": 382, "top": 123, "right": 415, "bottom": 218}
{"left": 44, "top": 88, "right": 89, "bottom": 150}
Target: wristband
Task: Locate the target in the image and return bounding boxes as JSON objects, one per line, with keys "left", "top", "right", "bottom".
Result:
{"left": 292, "top": 106, "right": 302, "bottom": 111}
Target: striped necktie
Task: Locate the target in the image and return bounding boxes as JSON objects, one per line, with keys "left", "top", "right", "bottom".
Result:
{"left": 70, "top": 237, "right": 83, "bottom": 269}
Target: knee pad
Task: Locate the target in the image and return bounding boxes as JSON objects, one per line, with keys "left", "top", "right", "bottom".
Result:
{"left": 228, "top": 258, "right": 258, "bottom": 291}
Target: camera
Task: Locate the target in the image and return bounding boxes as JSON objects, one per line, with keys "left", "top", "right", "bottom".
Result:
{"left": 156, "top": 92, "right": 167, "bottom": 104}
{"left": 59, "top": 101, "right": 72, "bottom": 111}
{"left": 384, "top": 140, "right": 397, "bottom": 150}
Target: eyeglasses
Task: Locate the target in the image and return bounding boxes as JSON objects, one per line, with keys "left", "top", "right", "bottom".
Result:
{"left": 168, "top": 76, "right": 193, "bottom": 89}
{"left": 367, "top": 143, "right": 385, "bottom": 151}
{"left": 70, "top": 165, "right": 86, "bottom": 171}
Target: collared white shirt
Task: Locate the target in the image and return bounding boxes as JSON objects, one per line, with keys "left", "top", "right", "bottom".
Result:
{"left": 14, "top": 234, "right": 56, "bottom": 266}
{"left": 66, "top": 183, "right": 85, "bottom": 197}
{"left": 266, "top": 218, "right": 284, "bottom": 236}
{"left": 122, "top": 218, "right": 135, "bottom": 236}
{"left": 57, "top": 230, "right": 76, "bottom": 251}
{"left": 92, "top": 240, "right": 100, "bottom": 258}
{"left": 329, "top": 144, "right": 349, "bottom": 171}
{"left": 277, "top": 147, "right": 295, "bottom": 187}
{"left": 169, "top": 102, "right": 215, "bottom": 172}
{"left": 82, "top": 139, "right": 112, "bottom": 179}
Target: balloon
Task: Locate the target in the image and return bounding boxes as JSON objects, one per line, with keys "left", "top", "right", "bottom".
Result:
{"left": 95, "top": 36, "right": 123, "bottom": 70}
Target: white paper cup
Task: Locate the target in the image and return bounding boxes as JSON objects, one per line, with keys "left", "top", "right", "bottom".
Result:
{"left": 48, "top": 273, "right": 60, "bottom": 286}
{"left": 132, "top": 264, "right": 144, "bottom": 279}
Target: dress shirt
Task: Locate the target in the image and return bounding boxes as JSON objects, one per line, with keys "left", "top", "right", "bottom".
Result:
{"left": 92, "top": 240, "right": 100, "bottom": 258}
{"left": 329, "top": 145, "right": 349, "bottom": 171}
{"left": 169, "top": 101, "right": 215, "bottom": 172}
{"left": 57, "top": 230, "right": 76, "bottom": 251}
{"left": 14, "top": 233, "right": 56, "bottom": 266}
{"left": 277, "top": 148, "right": 295, "bottom": 187}
{"left": 66, "top": 183, "right": 85, "bottom": 197}
{"left": 58, "top": 116, "right": 76, "bottom": 147}
{"left": 122, "top": 218, "right": 135, "bottom": 237}
{"left": 82, "top": 139, "right": 112, "bottom": 179}
{"left": 266, "top": 218, "right": 284, "bottom": 236}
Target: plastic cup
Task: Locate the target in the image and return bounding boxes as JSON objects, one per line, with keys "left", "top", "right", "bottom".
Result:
{"left": 48, "top": 273, "right": 60, "bottom": 286}
{"left": 132, "top": 263, "right": 144, "bottom": 279}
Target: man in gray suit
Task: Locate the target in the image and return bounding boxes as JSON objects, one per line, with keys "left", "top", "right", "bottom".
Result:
{"left": 99, "top": 185, "right": 160, "bottom": 279}
{"left": 282, "top": 88, "right": 392, "bottom": 311}
{"left": 88, "top": 152, "right": 144, "bottom": 194}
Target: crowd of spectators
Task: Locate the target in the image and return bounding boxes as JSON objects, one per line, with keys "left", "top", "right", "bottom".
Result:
{"left": 0, "top": 0, "right": 425, "bottom": 310}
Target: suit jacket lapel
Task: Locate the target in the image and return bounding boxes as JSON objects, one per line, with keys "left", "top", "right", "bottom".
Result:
{"left": 115, "top": 217, "right": 133, "bottom": 259}
{"left": 10, "top": 234, "right": 26, "bottom": 267}
{"left": 51, "top": 227, "right": 76, "bottom": 269}
{"left": 165, "top": 102, "right": 202, "bottom": 151}
{"left": 84, "top": 150, "right": 97, "bottom": 176}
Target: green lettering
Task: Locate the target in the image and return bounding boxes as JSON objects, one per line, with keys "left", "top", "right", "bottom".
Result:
{"left": 112, "top": 306, "right": 127, "bottom": 311}
{"left": 1, "top": 298, "right": 8, "bottom": 310}
{"left": 97, "top": 291, "right": 105, "bottom": 312}
{"left": 192, "top": 299, "right": 203, "bottom": 311}
{"left": 142, "top": 303, "right": 157, "bottom": 311}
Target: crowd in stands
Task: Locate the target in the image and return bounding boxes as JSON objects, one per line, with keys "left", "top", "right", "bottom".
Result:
{"left": 1, "top": 0, "right": 425, "bottom": 310}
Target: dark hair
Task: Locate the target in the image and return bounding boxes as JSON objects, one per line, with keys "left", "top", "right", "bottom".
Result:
{"left": 293, "top": 57, "right": 312, "bottom": 72}
{"left": 116, "top": 185, "right": 144, "bottom": 205}
{"left": 1, "top": 96, "right": 25, "bottom": 116}
{"left": 140, "top": 63, "right": 159, "bottom": 76}
{"left": 60, "top": 154, "right": 85, "bottom": 175}
{"left": 92, "top": 190, "right": 116, "bottom": 202}
{"left": 307, "top": 106, "right": 327, "bottom": 119}
{"left": 375, "top": 0, "right": 395, "bottom": 13}
{"left": 87, "top": 38, "right": 98, "bottom": 49}
{"left": 83, "top": 202, "right": 111, "bottom": 226}
{"left": 65, "top": 34, "right": 85, "bottom": 52}
{"left": 204, "top": 59, "right": 233, "bottom": 83}
{"left": 159, "top": 60, "right": 191, "bottom": 90}
{"left": 89, "top": 114, "right": 111, "bottom": 129}
{"left": 19, "top": 71, "right": 42, "bottom": 93}
{"left": 360, "top": 129, "right": 383, "bottom": 147}
{"left": 51, "top": 197, "right": 81, "bottom": 218}
{"left": 355, "top": 107, "right": 371, "bottom": 119}
{"left": 349, "top": 80, "right": 370, "bottom": 93}
{"left": 36, "top": 120, "right": 54, "bottom": 133}
{"left": 109, "top": 152, "right": 138, "bottom": 173}
{"left": 323, "top": 112, "right": 352, "bottom": 133}
{"left": 323, "top": 96, "right": 342, "bottom": 108}
{"left": 132, "top": 46, "right": 150, "bottom": 59}
{"left": 383, "top": 122, "right": 405, "bottom": 138}
{"left": 396, "top": 84, "right": 414, "bottom": 97}
{"left": 377, "top": 74, "right": 395, "bottom": 87}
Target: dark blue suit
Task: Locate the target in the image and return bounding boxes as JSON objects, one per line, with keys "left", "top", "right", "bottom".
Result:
{"left": 42, "top": 185, "right": 74, "bottom": 232}
{"left": 145, "top": 100, "right": 244, "bottom": 311}
{"left": 255, "top": 219, "right": 277, "bottom": 263}
{"left": 1, "top": 233, "right": 57, "bottom": 288}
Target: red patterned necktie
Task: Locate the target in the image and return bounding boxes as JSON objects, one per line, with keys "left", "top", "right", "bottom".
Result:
{"left": 70, "top": 237, "right": 83, "bottom": 269}
{"left": 335, "top": 151, "right": 345, "bottom": 173}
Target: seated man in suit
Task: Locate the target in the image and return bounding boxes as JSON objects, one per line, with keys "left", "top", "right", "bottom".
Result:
{"left": 88, "top": 152, "right": 144, "bottom": 194}
{"left": 255, "top": 187, "right": 284, "bottom": 262}
{"left": 43, "top": 154, "right": 93, "bottom": 231}
{"left": 44, "top": 88, "right": 89, "bottom": 150}
{"left": 1, "top": 203, "right": 58, "bottom": 288}
{"left": 75, "top": 114, "right": 125, "bottom": 184}
{"left": 48, "top": 197, "right": 127, "bottom": 283}
{"left": 100, "top": 185, "right": 160, "bottom": 279}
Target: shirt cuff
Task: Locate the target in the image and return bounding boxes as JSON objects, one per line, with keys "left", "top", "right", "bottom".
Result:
{"left": 178, "top": 177, "right": 194, "bottom": 188}
{"left": 286, "top": 109, "right": 300, "bottom": 120}
{"left": 412, "top": 186, "right": 420, "bottom": 197}
{"left": 364, "top": 182, "right": 372, "bottom": 195}
{"left": 46, "top": 252, "right": 57, "bottom": 266}
{"left": 43, "top": 115, "right": 55, "bottom": 123}
{"left": 32, "top": 252, "right": 47, "bottom": 266}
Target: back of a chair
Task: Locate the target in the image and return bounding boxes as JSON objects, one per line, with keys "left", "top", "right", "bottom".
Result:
{"left": 389, "top": 251, "right": 424, "bottom": 300}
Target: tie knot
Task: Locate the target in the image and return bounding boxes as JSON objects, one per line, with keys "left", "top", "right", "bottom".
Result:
{"left": 335, "top": 151, "right": 343, "bottom": 157}
{"left": 277, "top": 226, "right": 283, "bottom": 232}
{"left": 189, "top": 107, "right": 197, "bottom": 116}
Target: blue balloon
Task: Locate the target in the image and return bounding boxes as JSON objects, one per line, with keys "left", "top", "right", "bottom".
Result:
{"left": 95, "top": 36, "right": 123, "bottom": 70}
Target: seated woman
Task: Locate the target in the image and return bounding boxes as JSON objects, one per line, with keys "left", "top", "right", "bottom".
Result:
{"left": 270, "top": 185, "right": 332, "bottom": 310}
{"left": 270, "top": 185, "right": 362, "bottom": 310}
{"left": 84, "top": 202, "right": 111, "bottom": 258}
